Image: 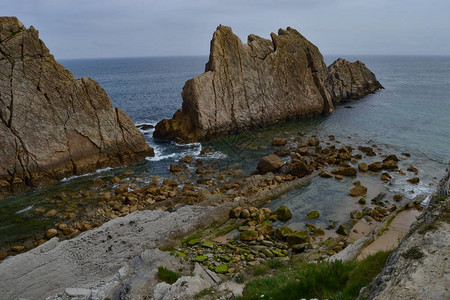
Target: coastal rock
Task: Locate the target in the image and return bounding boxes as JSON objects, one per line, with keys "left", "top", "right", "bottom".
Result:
{"left": 257, "top": 154, "right": 284, "bottom": 174}
{"left": 0, "top": 17, "right": 154, "bottom": 197}
{"left": 350, "top": 185, "right": 367, "bottom": 197}
{"left": 154, "top": 25, "right": 382, "bottom": 143}
{"left": 326, "top": 58, "right": 383, "bottom": 104}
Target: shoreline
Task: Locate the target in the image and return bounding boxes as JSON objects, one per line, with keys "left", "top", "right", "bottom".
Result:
{"left": 0, "top": 133, "right": 433, "bottom": 299}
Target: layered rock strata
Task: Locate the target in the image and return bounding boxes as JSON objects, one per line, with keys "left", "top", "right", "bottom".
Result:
{"left": 0, "top": 17, "right": 154, "bottom": 196}
{"left": 154, "top": 26, "right": 382, "bottom": 143}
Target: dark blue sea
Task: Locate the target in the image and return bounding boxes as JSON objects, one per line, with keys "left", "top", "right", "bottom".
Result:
{"left": 1, "top": 55, "right": 449, "bottom": 245}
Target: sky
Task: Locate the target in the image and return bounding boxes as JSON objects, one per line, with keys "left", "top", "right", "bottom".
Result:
{"left": 1, "top": 0, "right": 449, "bottom": 59}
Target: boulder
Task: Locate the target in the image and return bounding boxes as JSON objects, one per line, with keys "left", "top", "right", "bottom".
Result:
{"left": 289, "top": 161, "right": 313, "bottom": 177}
{"left": 319, "top": 170, "right": 333, "bottom": 178}
{"left": 368, "top": 162, "right": 382, "bottom": 172}
{"left": 275, "top": 226, "right": 294, "bottom": 240}
{"left": 272, "top": 205, "right": 292, "bottom": 221}
{"left": 349, "top": 185, "right": 367, "bottom": 197}
{"left": 240, "top": 230, "right": 258, "bottom": 241}
{"left": 286, "top": 230, "right": 309, "bottom": 246}
{"left": 382, "top": 160, "right": 398, "bottom": 170}
{"left": 272, "top": 138, "right": 287, "bottom": 146}
{"left": 0, "top": 17, "right": 154, "bottom": 197}
{"left": 358, "top": 163, "right": 369, "bottom": 172}
{"left": 331, "top": 167, "right": 357, "bottom": 176}
{"left": 306, "top": 210, "right": 320, "bottom": 220}
{"left": 154, "top": 25, "right": 382, "bottom": 143}
{"left": 407, "top": 177, "right": 420, "bottom": 184}
{"left": 336, "top": 219, "right": 358, "bottom": 236}
{"left": 257, "top": 154, "right": 284, "bottom": 174}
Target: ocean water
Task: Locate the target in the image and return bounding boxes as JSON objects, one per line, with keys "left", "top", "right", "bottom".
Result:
{"left": 0, "top": 55, "right": 449, "bottom": 245}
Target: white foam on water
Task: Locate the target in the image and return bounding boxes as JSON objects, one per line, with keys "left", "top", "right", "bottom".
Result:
{"left": 16, "top": 205, "right": 33, "bottom": 214}
{"left": 60, "top": 167, "right": 113, "bottom": 182}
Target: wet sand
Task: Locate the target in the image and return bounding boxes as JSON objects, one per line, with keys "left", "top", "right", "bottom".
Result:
{"left": 357, "top": 208, "right": 421, "bottom": 260}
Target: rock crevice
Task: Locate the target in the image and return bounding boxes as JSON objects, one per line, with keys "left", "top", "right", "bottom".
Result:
{"left": 0, "top": 17, "right": 154, "bottom": 196}
{"left": 154, "top": 25, "right": 383, "bottom": 143}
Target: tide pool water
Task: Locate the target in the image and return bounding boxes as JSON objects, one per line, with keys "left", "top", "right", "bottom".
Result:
{"left": 0, "top": 55, "right": 449, "bottom": 246}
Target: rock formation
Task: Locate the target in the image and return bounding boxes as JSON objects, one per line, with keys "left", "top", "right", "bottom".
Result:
{"left": 0, "top": 17, "right": 154, "bottom": 196}
{"left": 154, "top": 26, "right": 383, "bottom": 143}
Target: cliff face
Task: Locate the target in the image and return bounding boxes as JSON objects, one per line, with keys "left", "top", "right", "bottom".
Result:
{"left": 154, "top": 26, "right": 382, "bottom": 143}
{"left": 363, "top": 164, "right": 450, "bottom": 300}
{"left": 0, "top": 17, "right": 154, "bottom": 196}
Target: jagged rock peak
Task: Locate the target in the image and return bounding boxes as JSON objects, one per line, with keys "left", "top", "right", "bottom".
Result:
{"left": 154, "top": 25, "right": 382, "bottom": 143}
{"left": 0, "top": 16, "right": 154, "bottom": 197}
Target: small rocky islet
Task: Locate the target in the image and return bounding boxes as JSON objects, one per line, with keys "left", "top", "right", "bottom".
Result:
{"left": 0, "top": 17, "right": 446, "bottom": 300}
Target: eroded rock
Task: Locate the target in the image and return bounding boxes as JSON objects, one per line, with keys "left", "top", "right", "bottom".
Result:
{"left": 0, "top": 17, "right": 154, "bottom": 197}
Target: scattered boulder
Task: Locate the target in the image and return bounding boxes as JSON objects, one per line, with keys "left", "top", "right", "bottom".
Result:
{"left": 170, "top": 164, "right": 188, "bottom": 173}
{"left": 336, "top": 219, "right": 358, "bottom": 236}
{"left": 306, "top": 210, "right": 320, "bottom": 220}
{"left": 240, "top": 230, "right": 258, "bottom": 241}
{"left": 407, "top": 177, "right": 420, "bottom": 184}
{"left": 45, "top": 229, "right": 58, "bottom": 239}
{"left": 44, "top": 209, "right": 58, "bottom": 218}
{"left": 350, "top": 210, "right": 363, "bottom": 220}
{"left": 275, "top": 226, "right": 294, "bottom": 240}
{"left": 319, "top": 170, "right": 333, "bottom": 178}
{"left": 358, "top": 163, "right": 369, "bottom": 172}
{"left": 272, "top": 206, "right": 292, "bottom": 221}
{"left": 179, "top": 155, "right": 194, "bottom": 163}
{"left": 382, "top": 160, "right": 398, "bottom": 170}
{"left": 349, "top": 185, "right": 367, "bottom": 197}
{"left": 286, "top": 230, "right": 309, "bottom": 246}
{"left": 407, "top": 165, "right": 419, "bottom": 174}
{"left": 272, "top": 138, "right": 288, "bottom": 146}
{"left": 368, "top": 162, "right": 382, "bottom": 172}
{"left": 289, "top": 161, "right": 313, "bottom": 177}
{"left": 331, "top": 167, "right": 357, "bottom": 176}
{"left": 257, "top": 154, "right": 284, "bottom": 174}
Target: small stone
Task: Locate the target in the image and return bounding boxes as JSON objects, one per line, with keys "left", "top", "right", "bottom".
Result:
{"left": 241, "top": 209, "right": 250, "bottom": 218}
{"left": 229, "top": 206, "right": 242, "bottom": 218}
{"left": 335, "top": 175, "right": 343, "bottom": 180}
{"left": 12, "top": 245, "right": 25, "bottom": 252}
{"left": 306, "top": 210, "right": 319, "bottom": 220}
{"left": 358, "top": 198, "right": 366, "bottom": 205}
{"left": 193, "top": 256, "right": 208, "bottom": 262}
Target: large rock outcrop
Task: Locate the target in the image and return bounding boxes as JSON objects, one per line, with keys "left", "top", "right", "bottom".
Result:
{"left": 154, "top": 26, "right": 382, "bottom": 143}
{"left": 0, "top": 17, "right": 154, "bottom": 196}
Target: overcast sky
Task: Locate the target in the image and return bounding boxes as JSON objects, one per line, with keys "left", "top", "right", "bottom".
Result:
{"left": 2, "top": 0, "right": 449, "bottom": 59}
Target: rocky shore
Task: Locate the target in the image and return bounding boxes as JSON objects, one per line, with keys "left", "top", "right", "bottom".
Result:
{"left": 154, "top": 26, "right": 382, "bottom": 143}
{"left": 0, "top": 132, "right": 430, "bottom": 299}
{"left": 0, "top": 17, "right": 154, "bottom": 197}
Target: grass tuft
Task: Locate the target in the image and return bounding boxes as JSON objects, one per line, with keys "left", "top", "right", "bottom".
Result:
{"left": 238, "top": 250, "right": 393, "bottom": 300}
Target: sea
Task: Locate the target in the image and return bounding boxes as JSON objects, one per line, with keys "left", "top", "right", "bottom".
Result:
{"left": 0, "top": 55, "right": 449, "bottom": 247}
